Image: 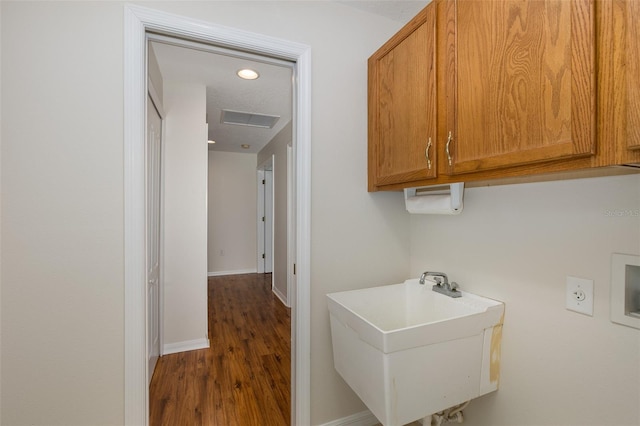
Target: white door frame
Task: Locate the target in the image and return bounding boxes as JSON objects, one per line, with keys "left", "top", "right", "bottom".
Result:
{"left": 124, "top": 5, "right": 312, "bottom": 425}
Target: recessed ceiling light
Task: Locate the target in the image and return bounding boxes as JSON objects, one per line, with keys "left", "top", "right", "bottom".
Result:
{"left": 237, "top": 68, "right": 259, "bottom": 80}
{"left": 241, "top": 144, "right": 251, "bottom": 149}
{"left": 208, "top": 140, "right": 216, "bottom": 144}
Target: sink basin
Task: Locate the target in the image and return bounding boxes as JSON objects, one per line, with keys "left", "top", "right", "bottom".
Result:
{"left": 327, "top": 278, "right": 505, "bottom": 426}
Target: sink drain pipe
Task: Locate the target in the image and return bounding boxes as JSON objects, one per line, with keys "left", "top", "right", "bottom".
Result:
{"left": 422, "top": 401, "right": 470, "bottom": 425}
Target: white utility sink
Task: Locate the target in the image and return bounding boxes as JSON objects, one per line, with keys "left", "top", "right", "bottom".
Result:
{"left": 327, "top": 278, "right": 505, "bottom": 426}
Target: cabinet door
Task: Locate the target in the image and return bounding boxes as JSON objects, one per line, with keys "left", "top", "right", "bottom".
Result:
{"left": 368, "top": 3, "right": 436, "bottom": 190}
{"left": 442, "top": 0, "right": 596, "bottom": 175}
{"left": 627, "top": 0, "right": 640, "bottom": 149}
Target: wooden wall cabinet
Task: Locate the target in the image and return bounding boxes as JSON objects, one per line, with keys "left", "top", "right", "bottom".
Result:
{"left": 599, "top": 0, "right": 640, "bottom": 168}
{"left": 624, "top": 0, "right": 640, "bottom": 151}
{"left": 440, "top": 0, "right": 595, "bottom": 175}
{"left": 368, "top": 0, "right": 640, "bottom": 192}
{"left": 368, "top": 4, "right": 437, "bottom": 191}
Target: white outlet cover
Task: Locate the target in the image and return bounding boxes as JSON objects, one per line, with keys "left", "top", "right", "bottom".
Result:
{"left": 566, "top": 276, "right": 594, "bottom": 316}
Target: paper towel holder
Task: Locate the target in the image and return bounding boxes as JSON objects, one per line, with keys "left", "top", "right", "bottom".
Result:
{"left": 403, "top": 183, "right": 464, "bottom": 214}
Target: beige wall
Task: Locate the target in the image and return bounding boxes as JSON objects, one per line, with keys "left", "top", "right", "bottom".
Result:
{"left": 207, "top": 151, "right": 257, "bottom": 274}
{"left": 0, "top": 1, "right": 408, "bottom": 424}
{"left": 1, "top": 2, "right": 125, "bottom": 424}
{"left": 162, "top": 80, "right": 208, "bottom": 348}
{"left": 258, "top": 121, "right": 291, "bottom": 303}
{"left": 409, "top": 174, "right": 640, "bottom": 425}
{"left": 5, "top": 2, "right": 637, "bottom": 426}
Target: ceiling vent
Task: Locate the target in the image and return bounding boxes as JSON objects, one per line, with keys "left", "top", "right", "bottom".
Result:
{"left": 221, "top": 109, "right": 280, "bottom": 129}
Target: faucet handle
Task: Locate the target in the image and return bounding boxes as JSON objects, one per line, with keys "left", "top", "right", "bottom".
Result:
{"left": 450, "top": 282, "right": 460, "bottom": 292}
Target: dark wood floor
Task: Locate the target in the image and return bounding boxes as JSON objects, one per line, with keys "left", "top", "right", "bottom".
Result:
{"left": 150, "top": 273, "right": 291, "bottom": 425}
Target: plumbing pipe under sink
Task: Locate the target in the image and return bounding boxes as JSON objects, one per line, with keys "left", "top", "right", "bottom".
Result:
{"left": 422, "top": 401, "right": 469, "bottom": 425}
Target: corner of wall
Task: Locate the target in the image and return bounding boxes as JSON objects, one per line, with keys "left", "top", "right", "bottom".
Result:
{"left": 162, "top": 81, "right": 209, "bottom": 346}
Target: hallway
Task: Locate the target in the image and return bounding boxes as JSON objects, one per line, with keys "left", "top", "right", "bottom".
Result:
{"left": 150, "top": 273, "right": 291, "bottom": 425}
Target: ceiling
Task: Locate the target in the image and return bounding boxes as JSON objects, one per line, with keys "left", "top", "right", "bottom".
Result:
{"left": 337, "top": 1, "right": 429, "bottom": 23}
{"left": 150, "top": 1, "right": 428, "bottom": 154}
{"left": 151, "top": 40, "right": 293, "bottom": 154}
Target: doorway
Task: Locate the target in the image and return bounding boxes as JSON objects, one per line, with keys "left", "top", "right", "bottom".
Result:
{"left": 124, "top": 5, "right": 311, "bottom": 426}
{"left": 149, "top": 32, "right": 291, "bottom": 416}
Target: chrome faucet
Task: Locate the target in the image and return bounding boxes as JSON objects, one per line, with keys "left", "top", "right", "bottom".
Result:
{"left": 419, "top": 271, "right": 449, "bottom": 286}
{"left": 419, "top": 271, "right": 461, "bottom": 298}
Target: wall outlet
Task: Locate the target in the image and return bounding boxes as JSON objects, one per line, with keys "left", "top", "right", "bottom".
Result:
{"left": 566, "top": 276, "right": 594, "bottom": 316}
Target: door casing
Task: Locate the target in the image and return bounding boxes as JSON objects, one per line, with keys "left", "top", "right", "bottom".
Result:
{"left": 124, "top": 5, "right": 312, "bottom": 425}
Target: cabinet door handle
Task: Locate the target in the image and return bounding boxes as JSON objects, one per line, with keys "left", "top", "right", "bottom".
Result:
{"left": 445, "top": 131, "right": 453, "bottom": 166}
{"left": 425, "top": 137, "right": 432, "bottom": 170}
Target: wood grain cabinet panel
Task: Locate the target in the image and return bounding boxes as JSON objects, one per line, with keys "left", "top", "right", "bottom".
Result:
{"left": 443, "top": 0, "right": 596, "bottom": 175}
{"left": 597, "top": 0, "right": 640, "bottom": 165}
{"left": 368, "top": 3, "right": 437, "bottom": 191}
{"left": 626, "top": 0, "right": 640, "bottom": 150}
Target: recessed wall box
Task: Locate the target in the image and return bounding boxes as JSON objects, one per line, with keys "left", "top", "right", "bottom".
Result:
{"left": 611, "top": 253, "right": 640, "bottom": 329}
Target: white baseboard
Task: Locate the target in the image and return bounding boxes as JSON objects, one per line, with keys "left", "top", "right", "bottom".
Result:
{"left": 162, "top": 338, "right": 210, "bottom": 355}
{"left": 273, "top": 286, "right": 290, "bottom": 307}
{"left": 318, "top": 410, "right": 379, "bottom": 426}
{"left": 207, "top": 268, "right": 257, "bottom": 277}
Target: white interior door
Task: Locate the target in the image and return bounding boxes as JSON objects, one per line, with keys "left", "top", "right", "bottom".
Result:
{"left": 287, "top": 144, "right": 296, "bottom": 304}
{"left": 257, "top": 170, "right": 265, "bottom": 273}
{"left": 147, "top": 94, "right": 162, "bottom": 383}
{"left": 264, "top": 169, "right": 274, "bottom": 274}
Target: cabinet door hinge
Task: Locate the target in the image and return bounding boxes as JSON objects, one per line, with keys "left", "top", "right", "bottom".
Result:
{"left": 293, "top": 263, "right": 296, "bottom": 275}
{"left": 262, "top": 253, "right": 265, "bottom": 259}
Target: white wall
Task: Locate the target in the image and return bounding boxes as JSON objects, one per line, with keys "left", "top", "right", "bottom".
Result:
{"left": 258, "top": 121, "right": 291, "bottom": 303}
{"left": 162, "top": 80, "right": 208, "bottom": 348}
{"left": 409, "top": 174, "right": 640, "bottom": 425}
{"left": 0, "top": 1, "right": 409, "bottom": 424}
{"left": 207, "top": 151, "right": 257, "bottom": 275}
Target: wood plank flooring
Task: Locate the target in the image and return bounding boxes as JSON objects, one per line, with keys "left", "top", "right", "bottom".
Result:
{"left": 150, "top": 273, "right": 291, "bottom": 425}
